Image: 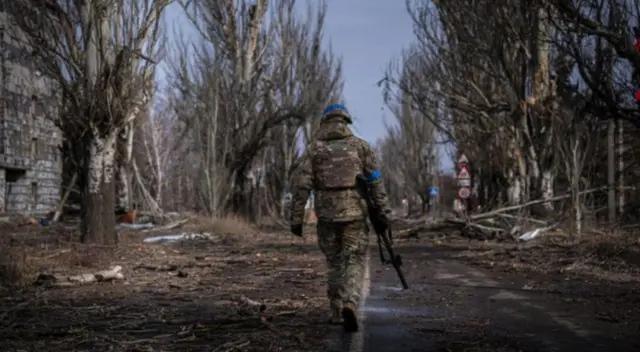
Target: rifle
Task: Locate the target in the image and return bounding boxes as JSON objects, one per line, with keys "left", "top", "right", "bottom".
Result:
{"left": 356, "top": 175, "right": 409, "bottom": 290}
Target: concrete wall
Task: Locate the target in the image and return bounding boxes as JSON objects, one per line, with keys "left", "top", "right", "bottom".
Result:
{"left": 0, "top": 169, "right": 5, "bottom": 211}
{"left": 0, "top": 11, "right": 62, "bottom": 215}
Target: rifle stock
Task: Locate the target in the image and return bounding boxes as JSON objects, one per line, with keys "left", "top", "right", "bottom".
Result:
{"left": 356, "top": 175, "right": 409, "bottom": 290}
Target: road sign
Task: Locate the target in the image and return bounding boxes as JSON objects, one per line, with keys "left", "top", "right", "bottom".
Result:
{"left": 457, "top": 186, "right": 471, "bottom": 200}
{"left": 457, "top": 179, "right": 471, "bottom": 187}
{"left": 428, "top": 186, "right": 439, "bottom": 197}
{"left": 458, "top": 153, "right": 469, "bottom": 164}
{"left": 456, "top": 166, "right": 471, "bottom": 179}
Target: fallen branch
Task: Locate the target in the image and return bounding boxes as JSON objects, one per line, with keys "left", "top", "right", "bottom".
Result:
{"left": 468, "top": 187, "right": 605, "bottom": 222}
{"left": 53, "top": 172, "right": 77, "bottom": 222}
{"left": 94, "top": 265, "right": 124, "bottom": 281}
{"left": 36, "top": 265, "right": 125, "bottom": 287}
{"left": 398, "top": 188, "right": 602, "bottom": 239}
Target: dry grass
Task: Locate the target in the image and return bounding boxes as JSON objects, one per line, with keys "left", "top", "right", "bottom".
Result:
{"left": 0, "top": 243, "right": 32, "bottom": 286}
{"left": 580, "top": 229, "right": 640, "bottom": 268}
{"left": 435, "top": 228, "right": 640, "bottom": 283}
{"left": 0, "top": 238, "right": 110, "bottom": 287}
{"left": 184, "top": 214, "right": 259, "bottom": 237}
{"left": 0, "top": 218, "right": 111, "bottom": 287}
{"left": 0, "top": 215, "right": 271, "bottom": 288}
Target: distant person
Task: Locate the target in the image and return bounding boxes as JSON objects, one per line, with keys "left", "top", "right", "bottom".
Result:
{"left": 289, "top": 104, "right": 391, "bottom": 332}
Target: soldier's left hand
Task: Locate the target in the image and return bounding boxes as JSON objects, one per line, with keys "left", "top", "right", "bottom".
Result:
{"left": 290, "top": 224, "right": 303, "bottom": 237}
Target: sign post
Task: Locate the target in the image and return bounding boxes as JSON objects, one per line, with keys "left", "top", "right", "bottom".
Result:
{"left": 455, "top": 153, "right": 471, "bottom": 214}
{"left": 427, "top": 186, "right": 439, "bottom": 215}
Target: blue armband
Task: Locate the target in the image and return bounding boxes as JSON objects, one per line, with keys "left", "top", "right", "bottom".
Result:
{"left": 365, "top": 170, "right": 382, "bottom": 184}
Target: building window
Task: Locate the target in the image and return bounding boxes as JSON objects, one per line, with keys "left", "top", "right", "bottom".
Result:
{"left": 31, "top": 182, "right": 38, "bottom": 204}
{"left": 31, "top": 137, "right": 38, "bottom": 159}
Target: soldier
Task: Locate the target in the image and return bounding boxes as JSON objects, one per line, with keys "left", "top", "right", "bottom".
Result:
{"left": 289, "top": 104, "right": 391, "bottom": 332}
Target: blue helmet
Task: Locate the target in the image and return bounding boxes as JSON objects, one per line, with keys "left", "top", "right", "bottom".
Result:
{"left": 322, "top": 104, "right": 352, "bottom": 124}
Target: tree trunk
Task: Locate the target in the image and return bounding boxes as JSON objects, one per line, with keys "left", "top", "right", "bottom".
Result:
{"left": 117, "top": 124, "right": 135, "bottom": 209}
{"left": 81, "top": 134, "right": 105, "bottom": 243}
{"left": 117, "top": 169, "right": 132, "bottom": 209}
{"left": 541, "top": 170, "right": 554, "bottom": 205}
{"left": 507, "top": 167, "right": 523, "bottom": 205}
{"left": 617, "top": 119, "right": 624, "bottom": 215}
{"left": 571, "top": 137, "right": 582, "bottom": 238}
{"left": 82, "top": 187, "right": 104, "bottom": 243}
{"left": 101, "top": 130, "right": 118, "bottom": 244}
{"left": 607, "top": 118, "right": 616, "bottom": 222}
{"left": 81, "top": 131, "right": 118, "bottom": 244}
{"left": 102, "top": 178, "right": 117, "bottom": 244}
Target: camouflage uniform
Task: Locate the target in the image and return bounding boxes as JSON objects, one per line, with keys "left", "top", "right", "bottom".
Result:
{"left": 289, "top": 104, "right": 391, "bottom": 330}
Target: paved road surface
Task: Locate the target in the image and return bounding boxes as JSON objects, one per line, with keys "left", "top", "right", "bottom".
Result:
{"left": 333, "top": 243, "right": 639, "bottom": 352}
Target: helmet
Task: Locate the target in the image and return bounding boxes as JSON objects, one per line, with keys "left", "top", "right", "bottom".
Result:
{"left": 322, "top": 104, "right": 352, "bottom": 124}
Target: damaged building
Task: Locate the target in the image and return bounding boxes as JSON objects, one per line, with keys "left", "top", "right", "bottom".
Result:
{"left": 0, "top": 11, "right": 62, "bottom": 214}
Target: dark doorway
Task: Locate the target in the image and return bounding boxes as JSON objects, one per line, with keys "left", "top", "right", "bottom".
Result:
{"left": 5, "top": 169, "right": 26, "bottom": 213}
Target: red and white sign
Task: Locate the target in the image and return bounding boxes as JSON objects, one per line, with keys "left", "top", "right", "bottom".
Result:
{"left": 456, "top": 166, "right": 471, "bottom": 180}
{"left": 455, "top": 152, "right": 471, "bottom": 204}
{"left": 457, "top": 186, "right": 471, "bottom": 200}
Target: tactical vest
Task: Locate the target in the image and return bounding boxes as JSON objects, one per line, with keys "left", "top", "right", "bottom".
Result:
{"left": 313, "top": 137, "right": 362, "bottom": 190}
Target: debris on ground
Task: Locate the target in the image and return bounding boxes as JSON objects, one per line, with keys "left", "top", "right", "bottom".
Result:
{"left": 35, "top": 265, "right": 125, "bottom": 287}
{"left": 0, "top": 221, "right": 333, "bottom": 352}
{"left": 142, "top": 232, "right": 215, "bottom": 243}
{"left": 119, "top": 222, "right": 155, "bottom": 230}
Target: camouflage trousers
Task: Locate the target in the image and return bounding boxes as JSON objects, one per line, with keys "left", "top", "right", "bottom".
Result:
{"left": 316, "top": 220, "right": 369, "bottom": 309}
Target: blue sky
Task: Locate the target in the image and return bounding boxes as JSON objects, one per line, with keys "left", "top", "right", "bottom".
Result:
{"left": 160, "top": 0, "right": 453, "bottom": 172}
{"left": 318, "top": 0, "right": 413, "bottom": 140}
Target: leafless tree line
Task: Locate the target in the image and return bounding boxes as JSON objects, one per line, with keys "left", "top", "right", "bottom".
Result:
{"left": 158, "top": 0, "right": 342, "bottom": 222}
{"left": 8, "top": 0, "right": 341, "bottom": 243}
{"left": 378, "top": 54, "right": 442, "bottom": 216}
{"left": 377, "top": 0, "right": 640, "bottom": 233}
{"left": 23, "top": 0, "right": 640, "bottom": 241}
{"left": 121, "top": 0, "right": 343, "bottom": 222}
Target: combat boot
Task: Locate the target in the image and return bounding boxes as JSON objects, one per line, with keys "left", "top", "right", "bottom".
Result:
{"left": 328, "top": 300, "right": 343, "bottom": 324}
{"left": 341, "top": 301, "right": 359, "bottom": 332}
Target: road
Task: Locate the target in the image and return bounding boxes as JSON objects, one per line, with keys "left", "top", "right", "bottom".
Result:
{"left": 333, "top": 243, "right": 639, "bottom": 352}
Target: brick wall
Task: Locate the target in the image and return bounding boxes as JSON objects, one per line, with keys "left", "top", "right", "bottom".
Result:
{"left": 0, "top": 12, "right": 62, "bottom": 214}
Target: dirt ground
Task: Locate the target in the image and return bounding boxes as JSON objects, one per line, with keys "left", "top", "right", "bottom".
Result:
{"left": 0, "top": 219, "right": 337, "bottom": 352}
{"left": 2, "top": 218, "right": 640, "bottom": 352}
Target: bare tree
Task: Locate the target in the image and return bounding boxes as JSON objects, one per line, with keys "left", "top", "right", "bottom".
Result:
{"left": 9, "top": 0, "right": 171, "bottom": 243}
{"left": 167, "top": 0, "right": 342, "bottom": 219}
{"left": 555, "top": 98, "right": 601, "bottom": 237}
{"left": 136, "top": 101, "right": 175, "bottom": 210}
{"left": 550, "top": 0, "right": 640, "bottom": 221}
{"left": 378, "top": 59, "right": 439, "bottom": 215}
{"left": 381, "top": 0, "right": 563, "bottom": 211}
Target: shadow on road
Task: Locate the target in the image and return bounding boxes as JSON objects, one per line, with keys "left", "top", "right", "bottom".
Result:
{"left": 362, "top": 243, "right": 640, "bottom": 352}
